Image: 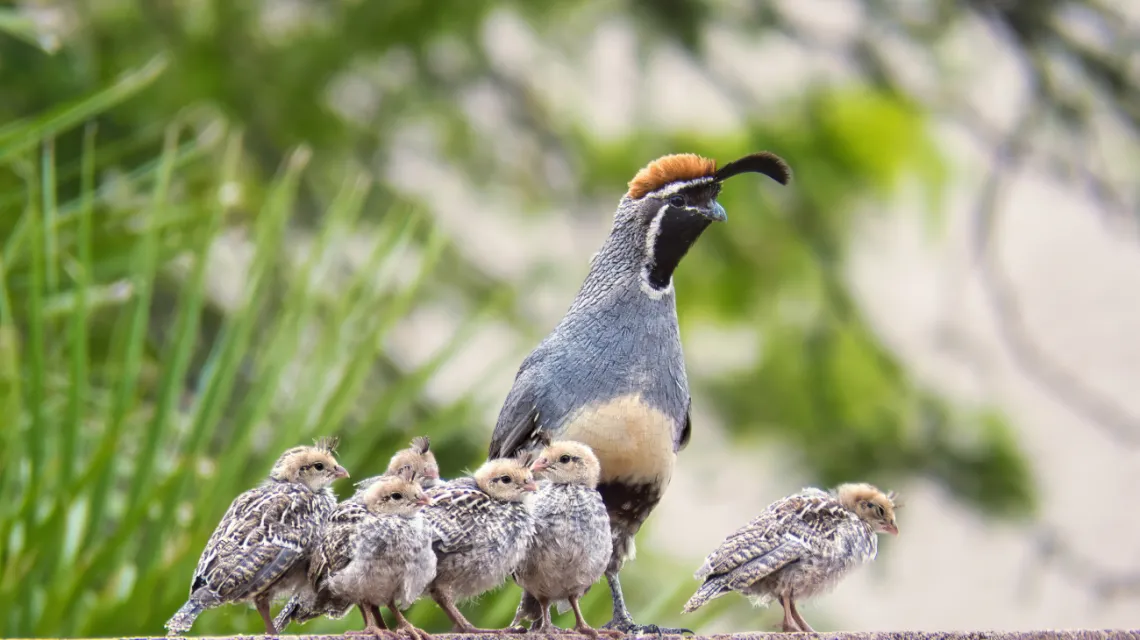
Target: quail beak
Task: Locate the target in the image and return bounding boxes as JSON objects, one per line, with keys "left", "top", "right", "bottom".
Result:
{"left": 334, "top": 466, "right": 350, "bottom": 479}
{"left": 523, "top": 480, "right": 539, "bottom": 493}
{"left": 416, "top": 495, "right": 433, "bottom": 507}
{"left": 883, "top": 522, "right": 899, "bottom": 536}
{"left": 702, "top": 200, "right": 727, "bottom": 223}
{"left": 531, "top": 457, "right": 550, "bottom": 473}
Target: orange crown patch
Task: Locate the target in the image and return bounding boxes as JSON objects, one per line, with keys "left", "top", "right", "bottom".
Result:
{"left": 626, "top": 154, "right": 717, "bottom": 200}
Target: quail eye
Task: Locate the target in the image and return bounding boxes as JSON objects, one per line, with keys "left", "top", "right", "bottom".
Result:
{"left": 500, "top": 475, "right": 512, "bottom": 483}
{"left": 314, "top": 463, "right": 325, "bottom": 471}
{"left": 669, "top": 195, "right": 684, "bottom": 207}
{"left": 559, "top": 454, "right": 572, "bottom": 464}
{"left": 391, "top": 493, "right": 403, "bottom": 501}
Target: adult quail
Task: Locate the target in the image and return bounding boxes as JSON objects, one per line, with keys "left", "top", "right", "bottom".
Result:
{"left": 422, "top": 457, "right": 537, "bottom": 634}
{"left": 165, "top": 438, "right": 349, "bottom": 636}
{"left": 509, "top": 440, "right": 616, "bottom": 638}
{"left": 488, "top": 151, "right": 791, "bottom": 633}
{"left": 682, "top": 483, "right": 900, "bottom": 632}
{"left": 296, "top": 469, "right": 436, "bottom": 640}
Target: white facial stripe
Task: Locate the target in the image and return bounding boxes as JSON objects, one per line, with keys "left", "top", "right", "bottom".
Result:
{"left": 640, "top": 203, "right": 673, "bottom": 299}
{"left": 643, "top": 177, "right": 716, "bottom": 199}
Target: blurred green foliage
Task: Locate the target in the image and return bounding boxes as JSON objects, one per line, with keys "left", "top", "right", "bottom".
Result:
{"left": 0, "top": 1, "right": 1042, "bottom": 637}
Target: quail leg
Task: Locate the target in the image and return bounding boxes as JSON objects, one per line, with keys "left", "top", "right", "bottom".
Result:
{"left": 429, "top": 586, "right": 499, "bottom": 634}
{"left": 255, "top": 595, "right": 277, "bottom": 635}
{"left": 507, "top": 592, "right": 541, "bottom": 633}
{"left": 562, "top": 594, "right": 622, "bottom": 638}
{"left": 601, "top": 571, "right": 693, "bottom": 636}
{"left": 778, "top": 596, "right": 800, "bottom": 633}
{"left": 346, "top": 604, "right": 395, "bottom": 638}
{"left": 388, "top": 600, "right": 432, "bottom": 640}
{"left": 528, "top": 597, "right": 555, "bottom": 634}
{"left": 788, "top": 598, "right": 814, "bottom": 633}
{"left": 363, "top": 605, "right": 390, "bottom": 630}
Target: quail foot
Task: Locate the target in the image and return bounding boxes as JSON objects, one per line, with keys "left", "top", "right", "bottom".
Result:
{"left": 164, "top": 438, "right": 348, "bottom": 636}
{"left": 422, "top": 457, "right": 537, "bottom": 634}
{"left": 488, "top": 151, "right": 791, "bottom": 634}
{"left": 682, "top": 483, "right": 900, "bottom": 632}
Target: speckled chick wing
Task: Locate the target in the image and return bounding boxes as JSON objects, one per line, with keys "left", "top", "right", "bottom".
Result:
{"left": 423, "top": 477, "right": 536, "bottom": 601}
{"left": 515, "top": 482, "right": 611, "bottom": 601}
{"left": 165, "top": 440, "right": 348, "bottom": 636}
{"left": 314, "top": 503, "right": 436, "bottom": 609}
{"left": 683, "top": 488, "right": 879, "bottom": 613}
{"left": 195, "top": 480, "right": 337, "bottom": 601}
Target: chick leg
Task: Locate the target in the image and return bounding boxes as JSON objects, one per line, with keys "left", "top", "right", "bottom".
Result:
{"left": 362, "top": 605, "right": 389, "bottom": 630}
{"left": 429, "top": 585, "right": 498, "bottom": 634}
{"left": 564, "top": 594, "right": 622, "bottom": 638}
{"left": 788, "top": 598, "right": 814, "bottom": 633}
{"left": 507, "top": 591, "right": 541, "bottom": 633}
{"left": 601, "top": 570, "right": 693, "bottom": 636}
{"left": 388, "top": 600, "right": 432, "bottom": 640}
{"left": 528, "top": 597, "right": 555, "bottom": 634}
{"left": 255, "top": 595, "right": 277, "bottom": 635}
{"left": 346, "top": 604, "right": 394, "bottom": 638}
{"left": 777, "top": 596, "right": 799, "bottom": 633}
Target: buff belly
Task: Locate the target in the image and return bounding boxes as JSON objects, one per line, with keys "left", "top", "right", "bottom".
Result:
{"left": 560, "top": 393, "right": 677, "bottom": 568}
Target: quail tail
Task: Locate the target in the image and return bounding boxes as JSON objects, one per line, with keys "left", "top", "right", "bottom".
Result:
{"left": 164, "top": 599, "right": 205, "bottom": 636}
{"left": 681, "top": 577, "right": 728, "bottom": 614}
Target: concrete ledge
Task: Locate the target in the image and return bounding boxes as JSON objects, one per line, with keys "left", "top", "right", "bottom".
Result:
{"left": 53, "top": 631, "right": 1140, "bottom": 640}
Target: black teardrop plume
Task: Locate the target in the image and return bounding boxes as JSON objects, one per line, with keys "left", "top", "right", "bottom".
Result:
{"left": 715, "top": 152, "right": 792, "bottom": 185}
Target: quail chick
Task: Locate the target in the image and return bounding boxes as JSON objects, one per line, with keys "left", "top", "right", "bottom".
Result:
{"left": 422, "top": 457, "right": 537, "bottom": 634}
{"left": 682, "top": 483, "right": 900, "bottom": 632}
{"left": 508, "top": 441, "right": 617, "bottom": 638}
{"left": 277, "top": 435, "right": 442, "bottom": 631}
{"left": 356, "top": 436, "right": 442, "bottom": 493}
{"left": 165, "top": 438, "right": 349, "bottom": 636}
{"left": 488, "top": 151, "right": 791, "bottom": 633}
{"left": 301, "top": 468, "right": 436, "bottom": 640}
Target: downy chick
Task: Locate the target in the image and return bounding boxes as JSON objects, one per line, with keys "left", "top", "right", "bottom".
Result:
{"left": 682, "top": 483, "right": 900, "bottom": 632}
{"left": 278, "top": 435, "right": 442, "bottom": 631}
{"left": 509, "top": 441, "right": 616, "bottom": 638}
{"left": 422, "top": 457, "right": 537, "bottom": 634}
{"left": 165, "top": 439, "right": 348, "bottom": 636}
{"left": 355, "top": 436, "right": 442, "bottom": 494}
{"left": 303, "top": 468, "right": 436, "bottom": 640}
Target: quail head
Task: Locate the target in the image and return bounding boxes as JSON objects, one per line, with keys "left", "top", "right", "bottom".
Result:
{"left": 353, "top": 436, "right": 442, "bottom": 498}
{"left": 682, "top": 483, "right": 900, "bottom": 633}
{"left": 509, "top": 441, "right": 618, "bottom": 638}
{"left": 285, "top": 467, "right": 436, "bottom": 640}
{"left": 488, "top": 151, "right": 791, "bottom": 633}
{"left": 164, "top": 438, "right": 348, "bottom": 636}
{"left": 422, "top": 457, "right": 537, "bottom": 634}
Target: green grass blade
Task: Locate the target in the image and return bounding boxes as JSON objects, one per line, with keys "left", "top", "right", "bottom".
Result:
{"left": 0, "top": 55, "right": 168, "bottom": 163}
{"left": 83, "top": 125, "right": 179, "bottom": 548}
{"left": 61, "top": 123, "right": 97, "bottom": 492}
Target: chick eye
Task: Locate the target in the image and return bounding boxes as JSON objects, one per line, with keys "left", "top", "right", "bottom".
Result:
{"left": 500, "top": 475, "right": 512, "bottom": 483}
{"left": 559, "top": 454, "right": 572, "bottom": 464}
{"left": 391, "top": 493, "right": 403, "bottom": 501}
{"left": 314, "top": 463, "right": 325, "bottom": 471}
{"left": 669, "top": 195, "right": 685, "bottom": 207}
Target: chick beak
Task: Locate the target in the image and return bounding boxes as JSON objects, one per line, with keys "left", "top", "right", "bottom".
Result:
{"left": 416, "top": 495, "right": 432, "bottom": 507}
{"left": 523, "top": 480, "right": 539, "bottom": 493}
{"left": 425, "top": 468, "right": 439, "bottom": 479}
{"left": 883, "top": 522, "right": 899, "bottom": 536}
{"left": 531, "top": 458, "right": 550, "bottom": 473}
{"left": 702, "top": 200, "right": 727, "bottom": 223}
{"left": 334, "top": 466, "right": 350, "bottom": 479}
